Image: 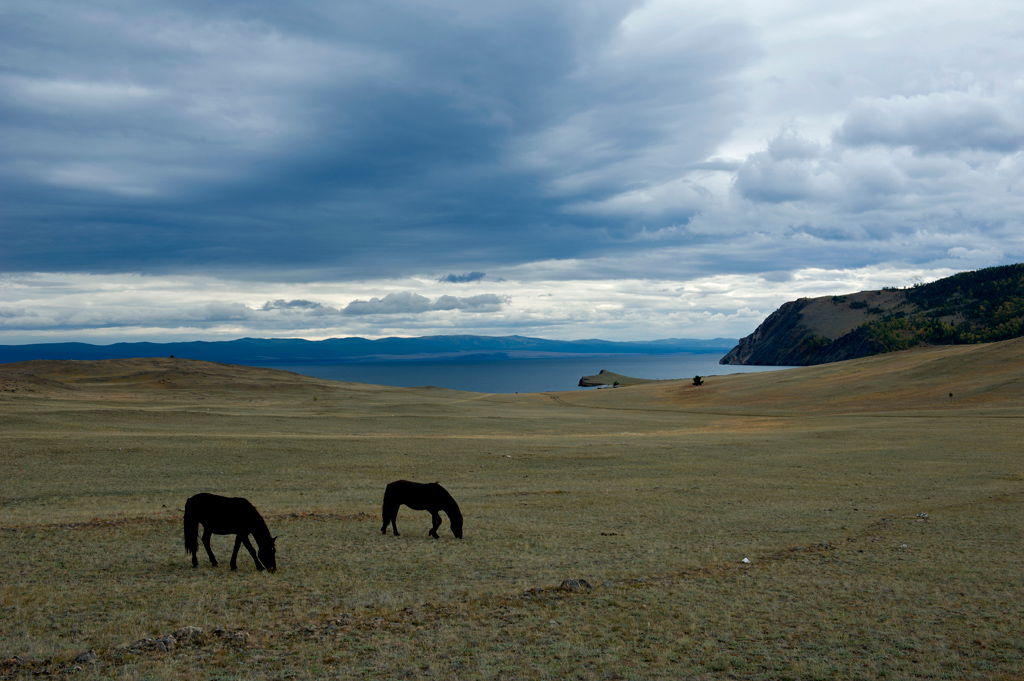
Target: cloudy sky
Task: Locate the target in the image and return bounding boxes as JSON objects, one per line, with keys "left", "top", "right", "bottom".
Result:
{"left": 2, "top": 0, "right": 1022, "bottom": 344}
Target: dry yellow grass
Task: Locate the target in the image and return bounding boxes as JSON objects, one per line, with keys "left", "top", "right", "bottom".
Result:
{"left": 794, "top": 289, "right": 909, "bottom": 340}
{"left": 1, "top": 344, "right": 1023, "bottom": 679}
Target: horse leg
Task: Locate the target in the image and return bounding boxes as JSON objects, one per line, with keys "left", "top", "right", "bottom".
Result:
{"left": 429, "top": 512, "right": 442, "bottom": 539}
{"left": 202, "top": 528, "right": 218, "bottom": 567}
{"left": 230, "top": 535, "right": 243, "bottom": 570}
{"left": 381, "top": 502, "right": 400, "bottom": 536}
{"left": 240, "top": 535, "right": 264, "bottom": 571}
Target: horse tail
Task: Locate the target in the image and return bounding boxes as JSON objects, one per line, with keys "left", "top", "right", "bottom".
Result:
{"left": 183, "top": 496, "right": 199, "bottom": 556}
{"left": 381, "top": 483, "right": 395, "bottom": 519}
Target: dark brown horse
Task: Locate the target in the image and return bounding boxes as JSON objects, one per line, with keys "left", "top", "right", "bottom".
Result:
{"left": 184, "top": 493, "right": 277, "bottom": 571}
{"left": 381, "top": 480, "right": 463, "bottom": 539}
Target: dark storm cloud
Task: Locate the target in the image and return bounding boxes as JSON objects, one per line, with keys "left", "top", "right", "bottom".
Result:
{"left": 3, "top": 0, "right": 756, "bottom": 277}
{"left": 3, "top": 0, "right": 1024, "bottom": 347}
{"left": 259, "top": 299, "right": 346, "bottom": 318}
{"left": 341, "top": 292, "right": 505, "bottom": 316}
{"left": 439, "top": 272, "right": 486, "bottom": 283}
{"left": 261, "top": 299, "right": 331, "bottom": 311}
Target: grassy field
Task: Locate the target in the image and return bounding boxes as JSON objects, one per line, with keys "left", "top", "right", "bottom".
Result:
{"left": 1, "top": 342, "right": 1023, "bottom": 680}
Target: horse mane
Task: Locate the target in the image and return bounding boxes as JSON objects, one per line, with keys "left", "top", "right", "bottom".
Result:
{"left": 438, "top": 486, "right": 462, "bottom": 523}
{"left": 246, "top": 502, "right": 273, "bottom": 545}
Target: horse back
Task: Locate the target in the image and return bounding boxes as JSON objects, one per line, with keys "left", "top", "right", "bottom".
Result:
{"left": 186, "top": 493, "right": 262, "bottom": 534}
{"left": 384, "top": 480, "right": 453, "bottom": 511}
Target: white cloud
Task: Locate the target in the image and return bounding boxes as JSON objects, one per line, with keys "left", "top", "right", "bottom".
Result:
{"left": 0, "top": 264, "right": 964, "bottom": 344}
{"left": 4, "top": 77, "right": 159, "bottom": 110}
{"left": 947, "top": 246, "right": 1005, "bottom": 265}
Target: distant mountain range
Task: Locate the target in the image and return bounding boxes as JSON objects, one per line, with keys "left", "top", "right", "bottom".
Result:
{"left": 0, "top": 335, "right": 737, "bottom": 366}
{"left": 721, "top": 263, "right": 1024, "bottom": 366}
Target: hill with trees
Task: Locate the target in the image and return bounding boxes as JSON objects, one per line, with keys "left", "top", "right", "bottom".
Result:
{"left": 721, "top": 263, "right": 1024, "bottom": 365}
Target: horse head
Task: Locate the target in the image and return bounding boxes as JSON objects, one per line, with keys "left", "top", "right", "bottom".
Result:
{"left": 259, "top": 536, "right": 277, "bottom": 572}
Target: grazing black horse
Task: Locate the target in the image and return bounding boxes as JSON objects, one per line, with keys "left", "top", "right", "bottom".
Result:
{"left": 183, "top": 493, "right": 277, "bottom": 572}
{"left": 381, "top": 480, "right": 463, "bottom": 539}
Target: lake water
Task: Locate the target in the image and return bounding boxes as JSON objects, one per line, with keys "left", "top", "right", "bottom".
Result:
{"left": 260, "top": 353, "right": 794, "bottom": 394}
